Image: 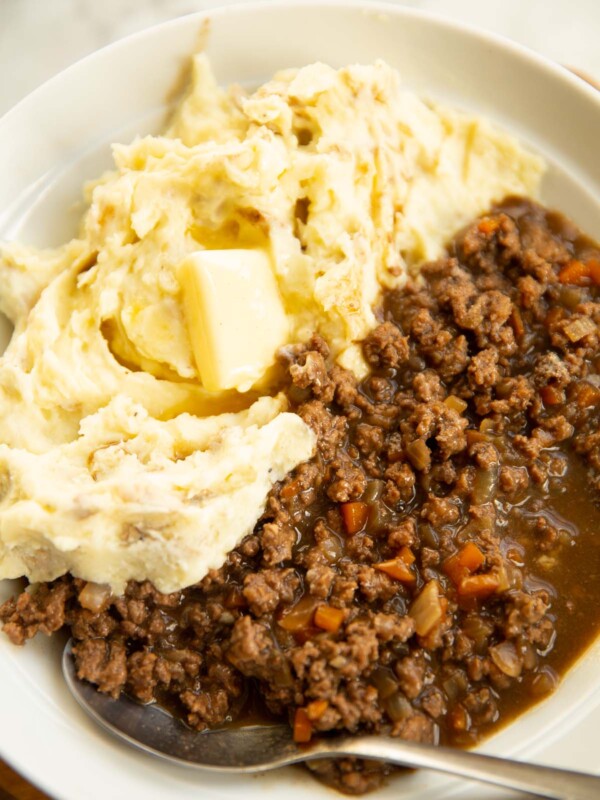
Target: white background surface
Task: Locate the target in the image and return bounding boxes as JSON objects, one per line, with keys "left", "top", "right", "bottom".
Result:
{"left": 1, "top": 0, "right": 600, "bottom": 117}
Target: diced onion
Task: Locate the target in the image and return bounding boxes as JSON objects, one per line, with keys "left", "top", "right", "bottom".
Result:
{"left": 409, "top": 580, "right": 443, "bottom": 636}
{"left": 529, "top": 667, "right": 559, "bottom": 697}
{"left": 490, "top": 641, "right": 522, "bottom": 678}
{"left": 406, "top": 439, "right": 431, "bottom": 471}
{"left": 384, "top": 691, "right": 413, "bottom": 722}
{"left": 564, "top": 316, "right": 596, "bottom": 342}
{"left": 370, "top": 667, "right": 399, "bottom": 700}
{"left": 444, "top": 395, "right": 468, "bottom": 414}
{"left": 471, "top": 464, "right": 499, "bottom": 505}
{"left": 78, "top": 582, "right": 112, "bottom": 613}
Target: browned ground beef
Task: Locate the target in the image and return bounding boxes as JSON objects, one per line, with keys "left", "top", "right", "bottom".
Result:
{"left": 2, "top": 198, "right": 600, "bottom": 795}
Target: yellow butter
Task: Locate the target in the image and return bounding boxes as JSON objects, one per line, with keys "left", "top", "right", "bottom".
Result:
{"left": 178, "top": 249, "right": 289, "bottom": 392}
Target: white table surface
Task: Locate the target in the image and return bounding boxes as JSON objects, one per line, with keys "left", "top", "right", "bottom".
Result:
{"left": 1, "top": 0, "right": 599, "bottom": 117}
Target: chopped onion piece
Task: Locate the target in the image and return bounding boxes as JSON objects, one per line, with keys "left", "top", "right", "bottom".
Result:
{"left": 471, "top": 463, "right": 499, "bottom": 505}
{"left": 409, "top": 580, "right": 443, "bottom": 636}
{"left": 384, "top": 691, "right": 413, "bottom": 722}
{"left": 490, "top": 641, "right": 522, "bottom": 678}
{"left": 78, "top": 582, "right": 112, "bottom": 613}
{"left": 406, "top": 439, "right": 431, "bottom": 471}
{"left": 444, "top": 395, "right": 468, "bottom": 414}
{"left": 370, "top": 667, "right": 399, "bottom": 700}
{"left": 564, "top": 316, "right": 596, "bottom": 342}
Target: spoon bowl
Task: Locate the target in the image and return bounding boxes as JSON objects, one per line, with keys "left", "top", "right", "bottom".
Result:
{"left": 63, "top": 641, "right": 600, "bottom": 799}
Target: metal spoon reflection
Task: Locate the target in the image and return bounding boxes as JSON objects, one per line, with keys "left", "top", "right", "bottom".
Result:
{"left": 63, "top": 640, "right": 599, "bottom": 799}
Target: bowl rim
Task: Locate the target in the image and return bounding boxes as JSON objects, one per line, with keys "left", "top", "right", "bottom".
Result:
{"left": 1, "top": 0, "right": 599, "bottom": 130}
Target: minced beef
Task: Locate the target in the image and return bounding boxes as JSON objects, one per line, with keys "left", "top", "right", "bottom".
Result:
{"left": 2, "top": 197, "right": 600, "bottom": 795}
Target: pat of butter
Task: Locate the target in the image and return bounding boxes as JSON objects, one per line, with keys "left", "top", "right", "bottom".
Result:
{"left": 178, "top": 249, "right": 289, "bottom": 392}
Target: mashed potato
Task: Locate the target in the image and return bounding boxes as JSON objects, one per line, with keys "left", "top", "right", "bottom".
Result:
{"left": 0, "top": 57, "right": 544, "bottom": 593}
{"left": 0, "top": 395, "right": 312, "bottom": 593}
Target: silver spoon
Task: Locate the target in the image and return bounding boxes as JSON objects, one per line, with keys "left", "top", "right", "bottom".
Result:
{"left": 63, "top": 641, "right": 599, "bottom": 799}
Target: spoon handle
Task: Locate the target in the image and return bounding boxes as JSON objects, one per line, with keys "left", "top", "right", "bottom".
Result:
{"left": 319, "top": 736, "right": 600, "bottom": 800}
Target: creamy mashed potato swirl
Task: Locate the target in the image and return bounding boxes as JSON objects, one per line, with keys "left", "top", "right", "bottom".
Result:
{"left": 0, "top": 395, "right": 311, "bottom": 593}
{"left": 0, "top": 57, "right": 544, "bottom": 593}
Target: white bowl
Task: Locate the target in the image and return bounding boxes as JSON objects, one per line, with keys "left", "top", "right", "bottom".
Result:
{"left": 0, "top": 3, "right": 599, "bottom": 799}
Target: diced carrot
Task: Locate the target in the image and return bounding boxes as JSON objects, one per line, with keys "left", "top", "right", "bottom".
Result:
{"left": 540, "top": 385, "right": 563, "bottom": 406}
{"left": 459, "top": 543, "right": 486, "bottom": 572}
{"left": 509, "top": 307, "right": 525, "bottom": 340}
{"left": 306, "top": 699, "right": 329, "bottom": 721}
{"left": 399, "top": 546, "right": 416, "bottom": 566}
{"left": 558, "top": 259, "right": 591, "bottom": 286}
{"left": 445, "top": 562, "right": 466, "bottom": 590}
{"left": 281, "top": 478, "right": 302, "bottom": 500}
{"left": 314, "top": 604, "right": 345, "bottom": 633}
{"left": 278, "top": 595, "right": 317, "bottom": 631}
{"left": 443, "top": 542, "right": 485, "bottom": 586}
{"left": 478, "top": 217, "right": 499, "bottom": 235}
{"left": 457, "top": 573, "right": 500, "bottom": 599}
{"left": 374, "top": 558, "right": 416, "bottom": 584}
{"left": 293, "top": 708, "right": 313, "bottom": 743}
{"left": 589, "top": 258, "right": 600, "bottom": 285}
{"left": 340, "top": 501, "right": 369, "bottom": 534}
{"left": 442, "top": 550, "right": 463, "bottom": 581}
